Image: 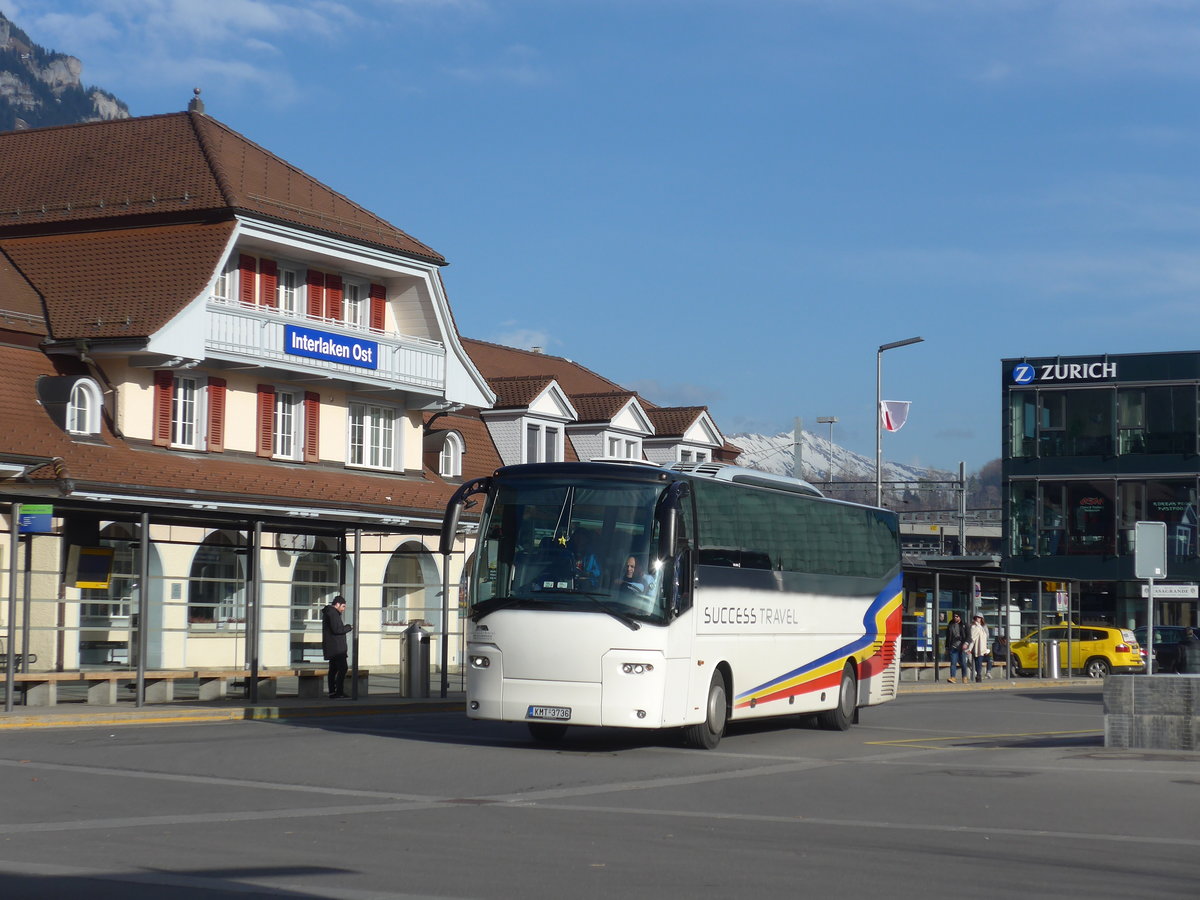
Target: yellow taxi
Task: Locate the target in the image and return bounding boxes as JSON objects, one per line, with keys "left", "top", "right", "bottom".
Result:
{"left": 1010, "top": 623, "right": 1144, "bottom": 678}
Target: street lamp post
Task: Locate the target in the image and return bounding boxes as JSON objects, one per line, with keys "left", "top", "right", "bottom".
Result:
{"left": 816, "top": 416, "right": 837, "bottom": 488}
{"left": 876, "top": 336, "right": 924, "bottom": 507}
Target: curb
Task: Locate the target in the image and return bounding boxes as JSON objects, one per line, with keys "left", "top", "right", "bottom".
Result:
{"left": 0, "top": 700, "right": 465, "bottom": 731}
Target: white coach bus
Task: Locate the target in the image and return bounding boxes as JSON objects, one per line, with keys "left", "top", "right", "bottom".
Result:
{"left": 441, "top": 461, "right": 901, "bottom": 749}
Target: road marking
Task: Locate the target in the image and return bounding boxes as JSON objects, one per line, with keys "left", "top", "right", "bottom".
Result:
{"left": 865, "top": 728, "right": 1101, "bottom": 749}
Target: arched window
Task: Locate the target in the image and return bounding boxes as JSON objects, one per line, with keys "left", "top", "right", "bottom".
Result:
{"left": 81, "top": 523, "right": 136, "bottom": 625}
{"left": 67, "top": 378, "right": 103, "bottom": 435}
{"left": 383, "top": 543, "right": 440, "bottom": 629}
{"left": 188, "top": 532, "right": 245, "bottom": 626}
{"left": 290, "top": 539, "right": 340, "bottom": 628}
{"left": 439, "top": 432, "right": 463, "bottom": 478}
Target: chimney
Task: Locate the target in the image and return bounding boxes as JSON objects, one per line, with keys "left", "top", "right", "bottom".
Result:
{"left": 530, "top": 346, "right": 543, "bottom": 354}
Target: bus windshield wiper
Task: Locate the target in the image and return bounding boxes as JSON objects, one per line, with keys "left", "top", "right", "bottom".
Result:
{"left": 470, "top": 596, "right": 526, "bottom": 621}
{"left": 575, "top": 592, "right": 641, "bottom": 631}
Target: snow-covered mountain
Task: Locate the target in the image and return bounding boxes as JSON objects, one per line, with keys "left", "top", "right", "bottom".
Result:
{"left": 730, "top": 430, "right": 952, "bottom": 486}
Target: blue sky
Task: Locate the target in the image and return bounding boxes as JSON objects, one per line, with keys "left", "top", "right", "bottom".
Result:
{"left": 7, "top": 1, "right": 1200, "bottom": 474}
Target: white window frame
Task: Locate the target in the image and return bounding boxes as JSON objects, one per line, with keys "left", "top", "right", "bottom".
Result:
{"left": 439, "top": 432, "right": 463, "bottom": 478}
{"left": 524, "top": 421, "right": 562, "bottom": 463}
{"left": 67, "top": 378, "right": 103, "bottom": 435}
{"left": 212, "top": 258, "right": 235, "bottom": 304}
{"left": 343, "top": 278, "right": 369, "bottom": 329}
{"left": 277, "top": 263, "right": 302, "bottom": 316}
{"left": 171, "top": 375, "right": 206, "bottom": 450}
{"left": 679, "top": 447, "right": 710, "bottom": 463}
{"left": 348, "top": 401, "right": 398, "bottom": 470}
{"left": 273, "top": 389, "right": 303, "bottom": 460}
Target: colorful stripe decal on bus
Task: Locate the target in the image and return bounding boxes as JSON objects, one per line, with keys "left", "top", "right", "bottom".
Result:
{"left": 732, "top": 573, "right": 903, "bottom": 709}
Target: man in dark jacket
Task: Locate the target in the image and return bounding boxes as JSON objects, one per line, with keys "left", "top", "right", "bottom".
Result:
{"left": 321, "top": 595, "right": 353, "bottom": 699}
{"left": 945, "top": 612, "right": 969, "bottom": 684}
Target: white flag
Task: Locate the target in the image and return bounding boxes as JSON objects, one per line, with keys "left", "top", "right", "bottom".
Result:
{"left": 880, "top": 401, "right": 911, "bottom": 433}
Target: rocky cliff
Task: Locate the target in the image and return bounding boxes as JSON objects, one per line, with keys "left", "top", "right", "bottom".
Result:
{"left": 0, "top": 13, "right": 129, "bottom": 131}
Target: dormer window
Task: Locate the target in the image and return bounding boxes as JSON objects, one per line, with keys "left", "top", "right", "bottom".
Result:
{"left": 525, "top": 423, "right": 561, "bottom": 463}
{"left": 440, "top": 432, "right": 464, "bottom": 477}
{"left": 67, "top": 378, "right": 103, "bottom": 435}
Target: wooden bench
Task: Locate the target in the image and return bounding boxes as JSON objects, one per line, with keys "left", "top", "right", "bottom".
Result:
{"left": 0, "top": 671, "right": 125, "bottom": 706}
{"left": 2, "top": 668, "right": 370, "bottom": 706}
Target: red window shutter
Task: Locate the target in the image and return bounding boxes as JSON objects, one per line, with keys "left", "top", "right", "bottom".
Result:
{"left": 207, "top": 378, "right": 226, "bottom": 452}
{"left": 152, "top": 371, "right": 173, "bottom": 447}
{"left": 369, "top": 283, "right": 386, "bottom": 331}
{"left": 306, "top": 270, "right": 324, "bottom": 318}
{"left": 259, "top": 260, "right": 278, "bottom": 309}
{"left": 256, "top": 384, "right": 276, "bottom": 458}
{"left": 304, "top": 391, "right": 321, "bottom": 463}
{"left": 325, "top": 274, "right": 343, "bottom": 322}
{"left": 238, "top": 254, "right": 257, "bottom": 305}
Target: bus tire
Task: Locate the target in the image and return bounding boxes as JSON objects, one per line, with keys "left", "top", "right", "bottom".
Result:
{"left": 685, "top": 672, "right": 728, "bottom": 750}
{"left": 817, "top": 665, "right": 857, "bottom": 732}
{"left": 527, "top": 722, "right": 569, "bottom": 743}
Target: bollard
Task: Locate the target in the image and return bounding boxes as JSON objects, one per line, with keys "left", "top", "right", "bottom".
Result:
{"left": 1043, "top": 639, "right": 1060, "bottom": 679}
{"left": 401, "top": 621, "right": 430, "bottom": 698}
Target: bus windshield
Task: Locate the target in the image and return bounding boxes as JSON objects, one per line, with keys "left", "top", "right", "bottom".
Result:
{"left": 468, "top": 475, "right": 669, "bottom": 626}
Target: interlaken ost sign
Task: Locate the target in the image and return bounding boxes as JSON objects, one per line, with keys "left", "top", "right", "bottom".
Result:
{"left": 1011, "top": 360, "right": 1117, "bottom": 386}
{"left": 285, "top": 324, "right": 378, "bottom": 370}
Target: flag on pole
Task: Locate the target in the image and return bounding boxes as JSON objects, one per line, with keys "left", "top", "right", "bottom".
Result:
{"left": 880, "top": 400, "right": 911, "bottom": 433}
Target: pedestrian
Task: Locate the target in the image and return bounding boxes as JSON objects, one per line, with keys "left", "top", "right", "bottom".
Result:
{"left": 321, "top": 595, "right": 353, "bottom": 699}
{"left": 969, "top": 614, "right": 991, "bottom": 683}
{"left": 945, "top": 612, "right": 969, "bottom": 683}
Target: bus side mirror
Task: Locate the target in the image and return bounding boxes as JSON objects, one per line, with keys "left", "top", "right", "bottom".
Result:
{"left": 656, "top": 481, "right": 690, "bottom": 560}
{"left": 439, "top": 477, "right": 491, "bottom": 555}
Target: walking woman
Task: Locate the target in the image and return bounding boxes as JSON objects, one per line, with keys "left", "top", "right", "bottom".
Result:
{"left": 968, "top": 614, "right": 991, "bottom": 683}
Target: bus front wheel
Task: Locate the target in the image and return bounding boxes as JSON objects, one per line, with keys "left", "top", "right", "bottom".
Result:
{"left": 817, "top": 665, "right": 857, "bottom": 731}
{"left": 685, "top": 673, "right": 728, "bottom": 750}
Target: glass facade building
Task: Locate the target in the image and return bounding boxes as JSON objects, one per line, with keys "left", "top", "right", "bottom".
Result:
{"left": 1002, "top": 352, "right": 1200, "bottom": 629}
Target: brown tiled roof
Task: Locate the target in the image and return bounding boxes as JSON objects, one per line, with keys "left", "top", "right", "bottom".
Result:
{"left": 570, "top": 391, "right": 637, "bottom": 424}
{"left": 0, "top": 248, "right": 46, "bottom": 336}
{"left": 486, "top": 375, "right": 556, "bottom": 410}
{"left": 463, "top": 338, "right": 629, "bottom": 397}
{"left": 0, "top": 112, "right": 445, "bottom": 264}
{"left": 1, "top": 222, "right": 234, "bottom": 340}
{"left": 423, "top": 411, "right": 503, "bottom": 480}
{"left": 646, "top": 406, "right": 707, "bottom": 439}
{"left": 0, "top": 343, "right": 459, "bottom": 521}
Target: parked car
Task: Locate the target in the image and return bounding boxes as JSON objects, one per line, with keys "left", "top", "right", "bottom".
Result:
{"left": 1133, "top": 625, "right": 1198, "bottom": 673}
{"left": 1010, "top": 624, "right": 1145, "bottom": 678}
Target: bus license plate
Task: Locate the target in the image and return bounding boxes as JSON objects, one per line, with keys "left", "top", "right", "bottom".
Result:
{"left": 527, "top": 705, "right": 571, "bottom": 721}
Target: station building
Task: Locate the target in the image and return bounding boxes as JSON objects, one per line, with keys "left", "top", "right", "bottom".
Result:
{"left": 1001, "top": 351, "right": 1200, "bottom": 630}
{"left": 0, "top": 101, "right": 731, "bottom": 703}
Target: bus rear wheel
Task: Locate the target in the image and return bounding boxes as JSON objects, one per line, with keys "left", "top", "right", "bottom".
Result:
{"left": 685, "top": 672, "right": 728, "bottom": 750}
{"left": 817, "top": 665, "right": 857, "bottom": 731}
{"left": 527, "top": 722, "right": 569, "bottom": 743}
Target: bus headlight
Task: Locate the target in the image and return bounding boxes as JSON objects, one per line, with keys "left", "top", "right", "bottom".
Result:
{"left": 622, "top": 663, "right": 654, "bottom": 675}
{"left": 470, "top": 655, "right": 490, "bottom": 668}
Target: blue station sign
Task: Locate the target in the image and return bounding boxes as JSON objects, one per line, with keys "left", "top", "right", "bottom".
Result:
{"left": 285, "top": 325, "right": 378, "bottom": 370}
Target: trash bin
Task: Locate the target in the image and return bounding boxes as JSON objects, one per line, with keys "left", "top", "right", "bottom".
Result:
{"left": 1042, "top": 640, "right": 1060, "bottom": 679}
{"left": 401, "top": 622, "right": 430, "bottom": 698}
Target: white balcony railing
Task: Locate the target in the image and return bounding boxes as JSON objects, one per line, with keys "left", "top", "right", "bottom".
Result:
{"left": 206, "top": 298, "right": 445, "bottom": 390}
